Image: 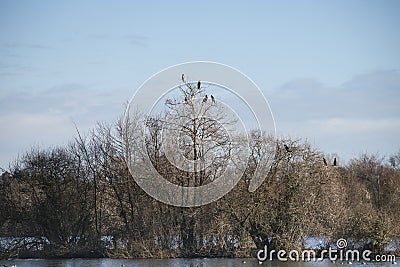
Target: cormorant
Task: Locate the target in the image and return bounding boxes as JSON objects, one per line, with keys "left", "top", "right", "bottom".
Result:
{"left": 284, "top": 144, "right": 291, "bottom": 153}
{"left": 203, "top": 95, "right": 208, "bottom": 102}
{"left": 181, "top": 74, "right": 185, "bottom": 82}
{"left": 333, "top": 157, "right": 337, "bottom": 166}
{"left": 197, "top": 80, "right": 201, "bottom": 89}
{"left": 211, "top": 95, "right": 215, "bottom": 103}
{"left": 323, "top": 157, "right": 327, "bottom": 166}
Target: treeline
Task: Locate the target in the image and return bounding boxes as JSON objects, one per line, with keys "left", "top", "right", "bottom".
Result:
{"left": 0, "top": 80, "right": 399, "bottom": 259}
{"left": 0, "top": 127, "right": 399, "bottom": 258}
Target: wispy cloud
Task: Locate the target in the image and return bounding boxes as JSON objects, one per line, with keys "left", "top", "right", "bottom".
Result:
{"left": 121, "top": 34, "right": 148, "bottom": 46}
{"left": 87, "top": 33, "right": 149, "bottom": 46}
{"left": 1, "top": 42, "right": 51, "bottom": 50}
{"left": 270, "top": 70, "right": 400, "bottom": 122}
{"left": 0, "top": 83, "right": 129, "bottom": 167}
{"left": 0, "top": 62, "right": 36, "bottom": 77}
{"left": 87, "top": 33, "right": 111, "bottom": 39}
{"left": 269, "top": 70, "right": 400, "bottom": 160}
{"left": 0, "top": 83, "right": 126, "bottom": 119}
{"left": 308, "top": 117, "right": 400, "bottom": 134}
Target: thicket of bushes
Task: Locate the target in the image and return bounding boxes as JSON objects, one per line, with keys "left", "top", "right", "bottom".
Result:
{"left": 1, "top": 128, "right": 399, "bottom": 258}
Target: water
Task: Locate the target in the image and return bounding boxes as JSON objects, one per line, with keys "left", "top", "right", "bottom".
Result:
{"left": 0, "top": 258, "right": 397, "bottom": 267}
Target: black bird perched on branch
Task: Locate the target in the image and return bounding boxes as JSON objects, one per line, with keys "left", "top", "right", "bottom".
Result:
{"left": 211, "top": 95, "right": 215, "bottom": 103}
{"left": 284, "top": 144, "right": 291, "bottom": 153}
{"left": 197, "top": 80, "right": 201, "bottom": 89}
{"left": 323, "top": 157, "right": 327, "bottom": 166}
{"left": 203, "top": 94, "right": 208, "bottom": 102}
{"left": 333, "top": 157, "right": 337, "bottom": 166}
{"left": 181, "top": 74, "right": 185, "bottom": 82}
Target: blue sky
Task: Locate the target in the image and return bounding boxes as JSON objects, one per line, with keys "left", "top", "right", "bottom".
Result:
{"left": 1, "top": 0, "right": 400, "bottom": 168}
